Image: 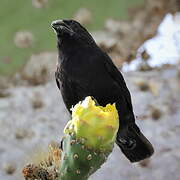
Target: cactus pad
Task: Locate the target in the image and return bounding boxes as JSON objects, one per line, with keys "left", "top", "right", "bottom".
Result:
{"left": 59, "top": 96, "right": 119, "bottom": 180}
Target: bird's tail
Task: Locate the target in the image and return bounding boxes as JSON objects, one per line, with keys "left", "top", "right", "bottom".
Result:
{"left": 116, "top": 123, "right": 154, "bottom": 162}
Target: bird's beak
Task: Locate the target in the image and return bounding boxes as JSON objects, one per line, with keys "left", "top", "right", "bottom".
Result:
{"left": 51, "top": 20, "right": 64, "bottom": 31}
{"left": 51, "top": 20, "right": 74, "bottom": 35}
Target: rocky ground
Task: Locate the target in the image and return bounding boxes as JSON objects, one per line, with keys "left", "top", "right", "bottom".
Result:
{"left": 0, "top": 63, "right": 179, "bottom": 180}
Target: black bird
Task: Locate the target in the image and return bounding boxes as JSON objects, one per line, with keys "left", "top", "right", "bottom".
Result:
{"left": 51, "top": 19, "right": 154, "bottom": 162}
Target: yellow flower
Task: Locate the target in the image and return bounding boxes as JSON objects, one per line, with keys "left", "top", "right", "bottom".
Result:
{"left": 64, "top": 96, "right": 119, "bottom": 151}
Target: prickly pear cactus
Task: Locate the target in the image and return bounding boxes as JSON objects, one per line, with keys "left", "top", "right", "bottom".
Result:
{"left": 59, "top": 96, "right": 119, "bottom": 180}
{"left": 22, "top": 96, "right": 119, "bottom": 180}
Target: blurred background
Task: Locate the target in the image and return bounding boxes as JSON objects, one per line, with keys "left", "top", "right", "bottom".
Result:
{"left": 0, "top": 0, "right": 144, "bottom": 75}
{"left": 0, "top": 0, "right": 179, "bottom": 179}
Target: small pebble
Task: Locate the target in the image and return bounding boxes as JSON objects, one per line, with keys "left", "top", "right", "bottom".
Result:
{"left": 31, "top": 93, "right": 44, "bottom": 109}
{"left": 141, "top": 50, "right": 150, "bottom": 61}
{"left": 0, "top": 90, "right": 11, "bottom": 98}
{"left": 139, "top": 159, "right": 150, "bottom": 167}
{"left": 15, "top": 129, "right": 28, "bottom": 139}
{"left": 135, "top": 79, "right": 150, "bottom": 91}
{"left": 3, "top": 163, "right": 16, "bottom": 175}
{"left": 151, "top": 107, "right": 162, "bottom": 120}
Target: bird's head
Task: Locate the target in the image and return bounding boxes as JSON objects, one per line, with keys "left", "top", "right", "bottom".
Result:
{"left": 51, "top": 19, "right": 95, "bottom": 49}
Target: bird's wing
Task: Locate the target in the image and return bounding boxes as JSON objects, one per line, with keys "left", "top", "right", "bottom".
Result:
{"left": 103, "top": 54, "right": 133, "bottom": 112}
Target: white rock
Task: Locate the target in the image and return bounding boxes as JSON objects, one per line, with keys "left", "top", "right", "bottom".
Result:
{"left": 22, "top": 52, "right": 57, "bottom": 85}
{"left": 105, "top": 19, "right": 131, "bottom": 36}
{"left": 73, "top": 8, "right": 92, "bottom": 25}
{"left": 92, "top": 31, "right": 118, "bottom": 50}
{"left": 122, "top": 13, "right": 180, "bottom": 72}
{"left": 14, "top": 31, "right": 34, "bottom": 48}
{"left": 32, "top": 0, "right": 48, "bottom": 8}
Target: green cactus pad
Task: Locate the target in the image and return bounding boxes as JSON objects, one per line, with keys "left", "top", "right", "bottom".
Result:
{"left": 59, "top": 97, "right": 119, "bottom": 180}
{"left": 59, "top": 134, "right": 111, "bottom": 180}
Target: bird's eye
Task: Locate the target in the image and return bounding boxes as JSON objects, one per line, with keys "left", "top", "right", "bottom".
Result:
{"left": 70, "top": 20, "right": 76, "bottom": 25}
